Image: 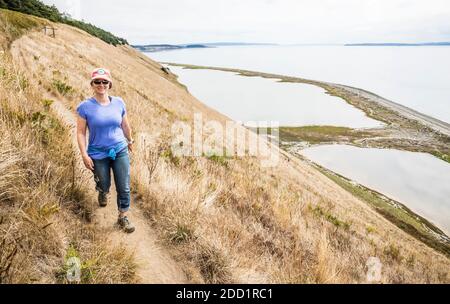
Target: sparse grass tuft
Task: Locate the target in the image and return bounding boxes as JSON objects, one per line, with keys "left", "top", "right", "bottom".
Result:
{"left": 366, "top": 225, "right": 376, "bottom": 234}
{"left": 52, "top": 79, "right": 73, "bottom": 96}
{"left": 203, "top": 153, "right": 231, "bottom": 168}
{"left": 312, "top": 205, "right": 351, "bottom": 230}
{"left": 205, "top": 153, "right": 229, "bottom": 168}
{"left": 168, "top": 222, "right": 194, "bottom": 244}
{"left": 384, "top": 243, "right": 402, "bottom": 262}
{"left": 57, "top": 240, "right": 137, "bottom": 284}
{"left": 193, "top": 243, "right": 232, "bottom": 284}
{"left": 41, "top": 98, "right": 54, "bottom": 110}
{"left": 161, "top": 148, "right": 180, "bottom": 166}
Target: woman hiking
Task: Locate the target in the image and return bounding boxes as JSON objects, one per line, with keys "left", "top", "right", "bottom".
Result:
{"left": 76, "top": 68, "right": 135, "bottom": 233}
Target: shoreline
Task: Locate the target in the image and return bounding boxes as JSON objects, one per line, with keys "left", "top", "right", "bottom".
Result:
{"left": 337, "top": 84, "right": 450, "bottom": 137}
{"left": 163, "top": 62, "right": 450, "bottom": 164}
{"left": 284, "top": 143, "right": 450, "bottom": 257}
{"left": 162, "top": 61, "right": 450, "bottom": 256}
{"left": 300, "top": 154, "right": 450, "bottom": 252}
{"left": 163, "top": 62, "right": 450, "bottom": 136}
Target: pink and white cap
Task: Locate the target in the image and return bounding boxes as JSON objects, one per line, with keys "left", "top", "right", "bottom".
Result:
{"left": 91, "top": 68, "right": 112, "bottom": 82}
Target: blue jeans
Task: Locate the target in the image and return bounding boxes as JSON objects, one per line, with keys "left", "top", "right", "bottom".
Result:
{"left": 92, "top": 148, "right": 131, "bottom": 212}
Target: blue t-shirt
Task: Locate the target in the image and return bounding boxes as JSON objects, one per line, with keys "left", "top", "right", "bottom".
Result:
{"left": 77, "top": 96, "right": 127, "bottom": 160}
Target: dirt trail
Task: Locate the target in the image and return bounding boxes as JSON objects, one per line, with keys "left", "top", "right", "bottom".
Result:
{"left": 49, "top": 95, "right": 187, "bottom": 283}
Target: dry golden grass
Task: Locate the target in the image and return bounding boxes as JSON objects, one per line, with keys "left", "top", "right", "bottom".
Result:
{"left": 0, "top": 51, "right": 137, "bottom": 283}
{"left": 3, "top": 10, "right": 450, "bottom": 283}
{"left": 0, "top": 9, "right": 49, "bottom": 50}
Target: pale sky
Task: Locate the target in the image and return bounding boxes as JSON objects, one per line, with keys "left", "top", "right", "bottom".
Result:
{"left": 42, "top": 0, "right": 450, "bottom": 44}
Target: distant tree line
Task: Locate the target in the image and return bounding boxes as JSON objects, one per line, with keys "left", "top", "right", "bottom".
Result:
{"left": 0, "top": 0, "right": 128, "bottom": 46}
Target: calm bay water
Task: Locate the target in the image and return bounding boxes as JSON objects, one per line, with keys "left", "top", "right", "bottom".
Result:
{"left": 169, "top": 66, "right": 381, "bottom": 128}
{"left": 145, "top": 46, "right": 450, "bottom": 235}
{"left": 148, "top": 45, "right": 450, "bottom": 123}
{"left": 300, "top": 145, "right": 450, "bottom": 235}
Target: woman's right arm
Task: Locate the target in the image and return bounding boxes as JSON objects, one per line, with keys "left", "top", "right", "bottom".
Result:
{"left": 76, "top": 115, "right": 94, "bottom": 171}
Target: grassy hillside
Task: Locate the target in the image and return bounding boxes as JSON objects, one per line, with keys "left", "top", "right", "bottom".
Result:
{"left": 0, "top": 13, "right": 136, "bottom": 283}
{"left": 0, "top": 54, "right": 137, "bottom": 283}
{"left": 0, "top": 8, "right": 47, "bottom": 49}
{"left": 1, "top": 9, "right": 449, "bottom": 283}
{"left": 0, "top": 1, "right": 127, "bottom": 46}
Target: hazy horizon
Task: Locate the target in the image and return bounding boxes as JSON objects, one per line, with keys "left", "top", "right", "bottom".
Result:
{"left": 132, "top": 41, "right": 450, "bottom": 46}
{"left": 41, "top": 0, "right": 450, "bottom": 45}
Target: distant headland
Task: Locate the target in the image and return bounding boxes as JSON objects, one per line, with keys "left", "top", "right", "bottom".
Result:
{"left": 132, "top": 42, "right": 277, "bottom": 52}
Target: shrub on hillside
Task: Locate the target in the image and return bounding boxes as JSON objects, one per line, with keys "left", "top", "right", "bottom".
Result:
{"left": 0, "top": 0, "right": 127, "bottom": 46}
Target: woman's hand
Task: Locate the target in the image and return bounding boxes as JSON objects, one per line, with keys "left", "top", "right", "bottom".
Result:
{"left": 77, "top": 116, "right": 94, "bottom": 170}
{"left": 82, "top": 154, "right": 94, "bottom": 171}
{"left": 121, "top": 114, "right": 134, "bottom": 153}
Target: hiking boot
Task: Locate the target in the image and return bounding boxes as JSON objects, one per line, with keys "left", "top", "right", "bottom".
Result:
{"left": 117, "top": 216, "right": 135, "bottom": 233}
{"left": 98, "top": 192, "right": 108, "bottom": 207}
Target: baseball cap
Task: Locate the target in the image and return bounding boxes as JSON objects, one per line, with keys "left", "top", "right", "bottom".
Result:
{"left": 91, "top": 68, "right": 112, "bottom": 83}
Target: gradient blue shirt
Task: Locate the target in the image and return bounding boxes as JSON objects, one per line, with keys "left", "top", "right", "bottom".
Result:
{"left": 77, "top": 96, "right": 127, "bottom": 160}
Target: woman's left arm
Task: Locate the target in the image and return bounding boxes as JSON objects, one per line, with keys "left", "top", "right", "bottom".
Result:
{"left": 122, "top": 114, "right": 134, "bottom": 152}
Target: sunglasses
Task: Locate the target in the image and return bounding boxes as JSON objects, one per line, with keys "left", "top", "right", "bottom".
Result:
{"left": 93, "top": 80, "right": 110, "bottom": 85}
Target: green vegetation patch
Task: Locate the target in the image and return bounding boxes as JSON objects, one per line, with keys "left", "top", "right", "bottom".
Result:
{"left": 0, "top": 8, "right": 45, "bottom": 48}
{"left": 203, "top": 151, "right": 233, "bottom": 168}
{"left": 431, "top": 151, "right": 450, "bottom": 164}
{"left": 273, "top": 125, "right": 374, "bottom": 144}
{"left": 0, "top": 1, "right": 127, "bottom": 46}
{"left": 315, "top": 164, "right": 450, "bottom": 257}
{"left": 168, "top": 222, "right": 194, "bottom": 244}
{"left": 52, "top": 79, "right": 73, "bottom": 96}
{"left": 310, "top": 204, "right": 351, "bottom": 230}
{"left": 161, "top": 148, "right": 181, "bottom": 166}
{"left": 206, "top": 153, "right": 230, "bottom": 167}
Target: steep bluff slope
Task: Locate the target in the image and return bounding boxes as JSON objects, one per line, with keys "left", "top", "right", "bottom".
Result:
{"left": 3, "top": 11, "right": 449, "bottom": 283}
